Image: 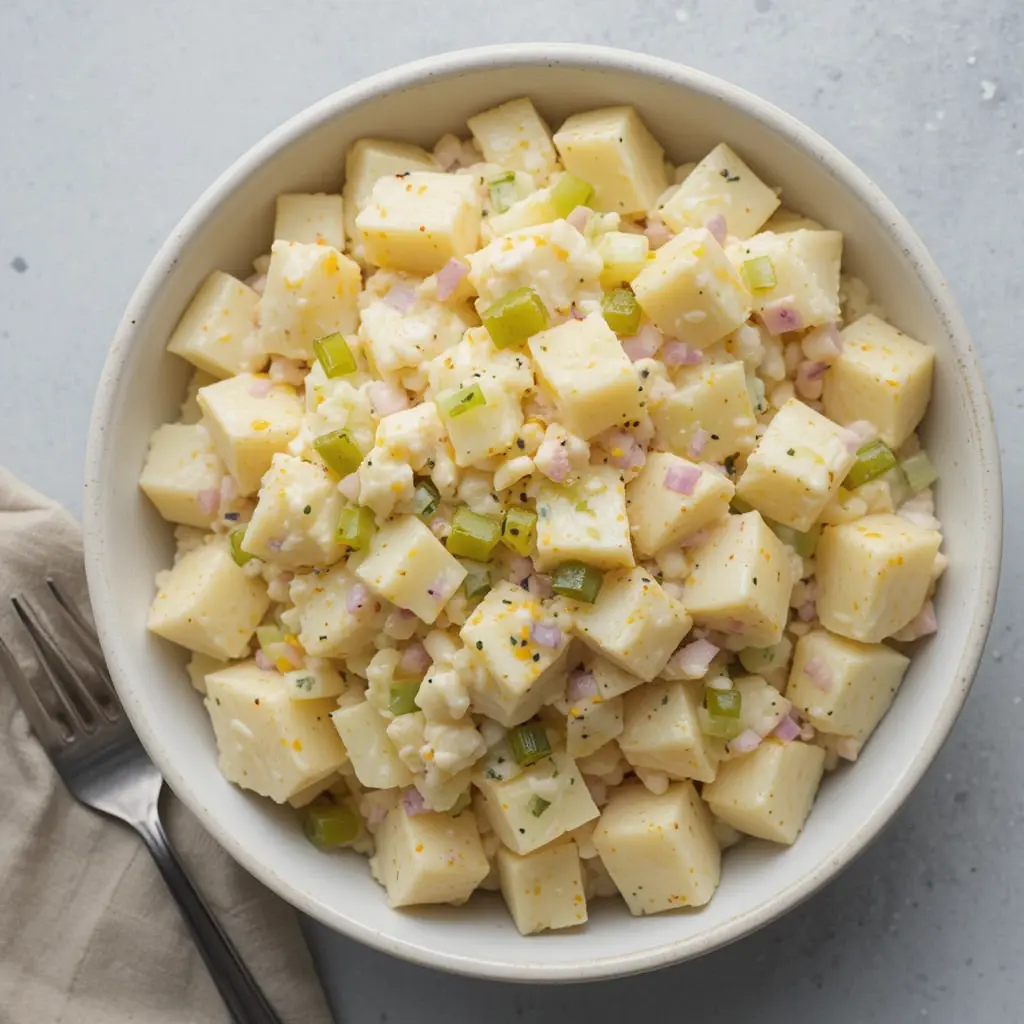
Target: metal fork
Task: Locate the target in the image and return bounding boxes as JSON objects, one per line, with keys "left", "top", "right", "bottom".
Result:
{"left": 0, "top": 580, "right": 284, "bottom": 1024}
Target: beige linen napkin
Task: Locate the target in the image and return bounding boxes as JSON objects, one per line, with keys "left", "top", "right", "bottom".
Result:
{"left": 0, "top": 468, "right": 333, "bottom": 1024}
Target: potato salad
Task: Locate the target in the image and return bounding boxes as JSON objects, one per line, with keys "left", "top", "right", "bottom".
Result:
{"left": 141, "top": 97, "right": 944, "bottom": 934}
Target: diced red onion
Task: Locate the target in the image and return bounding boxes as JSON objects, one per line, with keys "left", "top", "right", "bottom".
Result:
{"left": 399, "top": 642, "right": 431, "bottom": 677}
{"left": 426, "top": 573, "right": 453, "bottom": 601}
{"left": 802, "top": 323, "right": 842, "bottom": 361}
{"left": 705, "top": 214, "right": 727, "bottom": 244}
{"left": 338, "top": 473, "right": 361, "bottom": 501}
{"left": 429, "top": 515, "right": 450, "bottom": 539}
{"left": 804, "top": 656, "right": 832, "bottom": 691}
{"left": 569, "top": 302, "right": 587, "bottom": 321}
{"left": 509, "top": 555, "right": 533, "bottom": 582}
{"left": 728, "top": 729, "right": 763, "bottom": 755}
{"left": 401, "top": 788, "right": 429, "bottom": 816}
{"left": 670, "top": 638, "right": 720, "bottom": 677}
{"left": 367, "top": 380, "right": 410, "bottom": 417}
{"left": 220, "top": 475, "right": 239, "bottom": 504}
{"left": 798, "top": 600, "right": 816, "bottom": 622}
{"left": 527, "top": 573, "right": 554, "bottom": 599}
{"left": 772, "top": 715, "right": 802, "bottom": 742}
{"left": 687, "top": 428, "right": 710, "bottom": 459}
{"left": 346, "top": 583, "right": 369, "bottom": 614}
{"left": 664, "top": 463, "right": 702, "bottom": 495}
{"left": 761, "top": 301, "right": 804, "bottom": 335}
{"left": 567, "top": 670, "right": 599, "bottom": 701}
{"left": 383, "top": 283, "right": 417, "bottom": 314}
{"left": 644, "top": 219, "right": 673, "bottom": 249}
{"left": 254, "top": 649, "right": 273, "bottom": 671}
{"left": 531, "top": 622, "right": 563, "bottom": 649}
{"left": 248, "top": 378, "right": 273, "bottom": 398}
{"left": 435, "top": 258, "right": 469, "bottom": 301}
{"left": 622, "top": 323, "right": 663, "bottom": 362}
{"left": 662, "top": 341, "right": 703, "bottom": 366}
{"left": 566, "top": 206, "right": 591, "bottom": 232}
{"left": 795, "top": 361, "right": 827, "bottom": 401}
{"left": 267, "top": 538, "right": 283, "bottom": 552}
{"left": 537, "top": 441, "right": 570, "bottom": 483}
{"left": 603, "top": 430, "right": 645, "bottom": 471}
{"left": 197, "top": 487, "right": 221, "bottom": 516}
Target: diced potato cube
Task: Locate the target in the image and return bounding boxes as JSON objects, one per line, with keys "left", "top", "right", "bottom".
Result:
{"left": 356, "top": 516, "right": 467, "bottom": 624}
{"left": 727, "top": 229, "right": 843, "bottom": 330}
{"left": 204, "top": 661, "right": 346, "bottom": 802}
{"left": 166, "top": 271, "right": 262, "bottom": 378}
{"left": 632, "top": 228, "right": 752, "bottom": 348}
{"left": 258, "top": 241, "right": 362, "bottom": 360}
{"left": 197, "top": 373, "right": 303, "bottom": 496}
{"left": 591, "top": 782, "right": 721, "bottom": 914}
{"left": 682, "top": 511, "right": 794, "bottom": 647}
{"left": 460, "top": 581, "right": 572, "bottom": 727}
{"left": 553, "top": 106, "right": 669, "bottom": 215}
{"left": 815, "top": 513, "right": 941, "bottom": 642}
{"left": 497, "top": 841, "right": 587, "bottom": 934}
{"left": 626, "top": 452, "right": 734, "bottom": 555}
{"left": 535, "top": 467, "right": 634, "bottom": 572}
{"left": 343, "top": 138, "right": 439, "bottom": 260}
{"left": 147, "top": 538, "right": 269, "bottom": 659}
{"left": 568, "top": 567, "right": 692, "bottom": 681}
{"left": 467, "top": 97, "right": 559, "bottom": 177}
{"left": 185, "top": 651, "right": 224, "bottom": 695}
{"left": 651, "top": 360, "right": 758, "bottom": 463}
{"left": 528, "top": 313, "right": 643, "bottom": 439}
{"left": 274, "top": 193, "right": 345, "bottom": 250}
{"left": 240, "top": 453, "right": 344, "bottom": 569}
{"left": 291, "top": 566, "right": 388, "bottom": 658}
{"left": 586, "top": 656, "right": 645, "bottom": 700}
{"left": 139, "top": 423, "right": 225, "bottom": 529}
{"left": 357, "top": 172, "right": 482, "bottom": 275}
{"left": 659, "top": 142, "right": 780, "bottom": 239}
{"left": 372, "top": 806, "right": 489, "bottom": 907}
{"left": 619, "top": 681, "right": 719, "bottom": 783}
{"left": 473, "top": 749, "right": 598, "bottom": 854}
{"left": 786, "top": 628, "right": 909, "bottom": 742}
{"left": 823, "top": 314, "right": 935, "bottom": 448}
{"left": 441, "top": 374, "right": 524, "bottom": 466}
{"left": 735, "top": 398, "right": 857, "bottom": 531}
{"left": 331, "top": 701, "right": 413, "bottom": 789}
{"left": 285, "top": 662, "right": 346, "bottom": 701}
{"left": 703, "top": 739, "right": 826, "bottom": 845}
{"left": 566, "top": 694, "right": 624, "bottom": 759}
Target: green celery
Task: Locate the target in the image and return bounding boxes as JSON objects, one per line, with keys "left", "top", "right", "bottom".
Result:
{"left": 303, "top": 799, "right": 361, "bottom": 848}
{"left": 549, "top": 174, "right": 594, "bottom": 218}
{"left": 229, "top": 527, "right": 254, "bottom": 566}
{"left": 437, "top": 382, "right": 487, "bottom": 419}
{"left": 388, "top": 681, "right": 421, "bottom": 716}
{"left": 313, "top": 332, "right": 357, "bottom": 378}
{"left": 446, "top": 507, "right": 502, "bottom": 561}
{"left": 551, "top": 562, "right": 604, "bottom": 604}
{"left": 501, "top": 507, "right": 537, "bottom": 556}
{"left": 508, "top": 721, "right": 551, "bottom": 766}
{"left": 845, "top": 440, "right": 897, "bottom": 490}
{"left": 337, "top": 505, "right": 375, "bottom": 551}
{"left": 313, "top": 428, "right": 363, "bottom": 477}
{"left": 601, "top": 287, "right": 642, "bottom": 335}
{"left": 481, "top": 287, "right": 549, "bottom": 349}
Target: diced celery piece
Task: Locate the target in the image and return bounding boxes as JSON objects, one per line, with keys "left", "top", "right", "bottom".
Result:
{"left": 528, "top": 795, "right": 551, "bottom": 817}
{"left": 313, "top": 332, "right": 357, "bottom": 378}
{"left": 552, "top": 561, "right": 605, "bottom": 604}
{"left": 313, "top": 428, "right": 364, "bottom": 477}
{"left": 509, "top": 721, "right": 551, "bottom": 766}
{"left": 437, "top": 382, "right": 487, "bottom": 420}
{"left": 771, "top": 521, "right": 821, "bottom": 559}
{"left": 697, "top": 706, "right": 743, "bottom": 740}
{"left": 739, "top": 638, "right": 792, "bottom": 674}
{"left": 255, "top": 624, "right": 285, "bottom": 649}
{"left": 705, "top": 688, "right": 741, "bottom": 718}
{"left": 900, "top": 451, "right": 939, "bottom": 494}
{"left": 462, "top": 560, "right": 492, "bottom": 599}
{"left": 411, "top": 477, "right": 441, "bottom": 516}
{"left": 481, "top": 287, "right": 549, "bottom": 349}
{"left": 597, "top": 231, "right": 649, "bottom": 288}
{"left": 742, "top": 255, "right": 777, "bottom": 291}
{"left": 229, "top": 527, "right": 254, "bottom": 566}
{"left": 549, "top": 173, "right": 594, "bottom": 218}
{"left": 389, "top": 681, "right": 422, "bottom": 716}
{"left": 488, "top": 170, "right": 518, "bottom": 214}
{"left": 337, "top": 504, "right": 375, "bottom": 551}
{"left": 446, "top": 507, "right": 502, "bottom": 561}
{"left": 501, "top": 507, "right": 537, "bottom": 556}
{"left": 600, "top": 287, "right": 642, "bottom": 335}
{"left": 845, "top": 440, "right": 897, "bottom": 490}
{"left": 303, "top": 799, "right": 361, "bottom": 848}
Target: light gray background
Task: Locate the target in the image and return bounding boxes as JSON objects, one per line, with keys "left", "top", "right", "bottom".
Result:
{"left": 2, "top": 1, "right": 1020, "bottom": 1021}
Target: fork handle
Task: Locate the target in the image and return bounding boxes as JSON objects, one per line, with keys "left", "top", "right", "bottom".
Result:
{"left": 135, "top": 807, "right": 285, "bottom": 1024}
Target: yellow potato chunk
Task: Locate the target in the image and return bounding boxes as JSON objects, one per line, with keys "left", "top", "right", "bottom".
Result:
{"left": 497, "top": 841, "right": 587, "bottom": 934}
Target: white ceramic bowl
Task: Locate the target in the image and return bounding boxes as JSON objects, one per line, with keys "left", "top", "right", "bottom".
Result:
{"left": 83, "top": 44, "right": 1002, "bottom": 982}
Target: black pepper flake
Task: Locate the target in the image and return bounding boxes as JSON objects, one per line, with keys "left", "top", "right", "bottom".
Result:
{"left": 518, "top": 828, "right": 526, "bottom": 834}
{"left": 660, "top": 694, "right": 669, "bottom": 705}
{"left": 787, "top": 448, "right": 796, "bottom": 456}
{"left": 516, "top": 438, "right": 526, "bottom": 450}
{"left": 532, "top": 653, "right": 540, "bottom": 662}
{"left": 640, "top": 368, "right": 650, "bottom": 379}
{"left": 710, "top": 433, "right": 720, "bottom": 441}
{"left": 303, "top": 505, "right": 311, "bottom": 515}
{"left": 753, "top": 576, "right": 758, "bottom": 585}
{"left": 476, "top": 640, "right": 484, "bottom": 650}
{"left": 520, "top": 492, "right": 528, "bottom": 502}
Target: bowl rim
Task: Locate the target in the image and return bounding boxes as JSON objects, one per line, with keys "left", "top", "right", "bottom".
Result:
{"left": 83, "top": 42, "right": 1003, "bottom": 982}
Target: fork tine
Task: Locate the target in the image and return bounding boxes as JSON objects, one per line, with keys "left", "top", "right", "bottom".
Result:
{"left": 0, "top": 632, "right": 66, "bottom": 746}
{"left": 44, "top": 579, "right": 120, "bottom": 707}
{"left": 12, "top": 596, "right": 103, "bottom": 734}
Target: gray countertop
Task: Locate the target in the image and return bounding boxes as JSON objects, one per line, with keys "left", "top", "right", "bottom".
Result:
{"left": 2, "top": 1, "right": 1021, "bottom": 1021}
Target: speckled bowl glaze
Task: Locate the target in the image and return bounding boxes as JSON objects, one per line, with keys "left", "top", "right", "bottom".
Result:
{"left": 83, "top": 44, "right": 1001, "bottom": 982}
